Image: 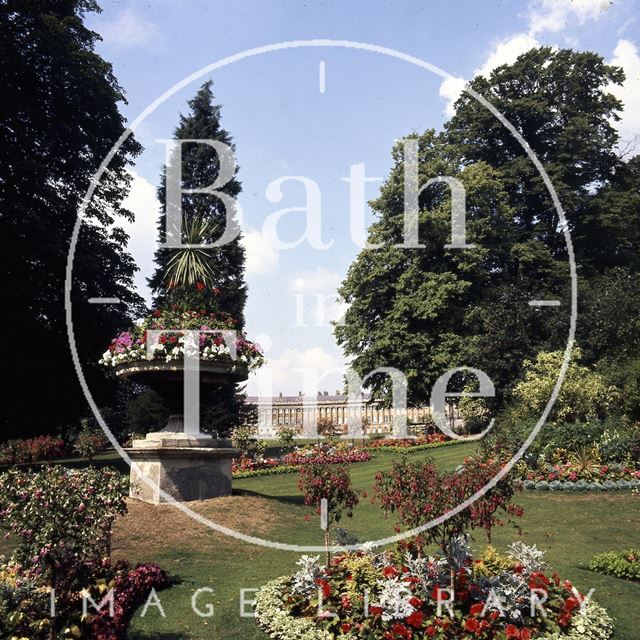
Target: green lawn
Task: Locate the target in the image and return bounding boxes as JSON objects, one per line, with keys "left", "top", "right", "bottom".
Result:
{"left": 1, "top": 445, "right": 635, "bottom": 638}
{"left": 111, "top": 444, "right": 640, "bottom": 639}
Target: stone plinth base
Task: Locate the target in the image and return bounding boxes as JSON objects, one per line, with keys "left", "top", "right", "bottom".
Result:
{"left": 125, "top": 432, "right": 239, "bottom": 504}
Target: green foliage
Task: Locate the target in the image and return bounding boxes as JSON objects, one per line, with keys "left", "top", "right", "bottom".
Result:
{"left": 232, "top": 426, "right": 266, "bottom": 460}
{"left": 473, "top": 545, "right": 516, "bottom": 578}
{"left": 278, "top": 427, "right": 297, "bottom": 450}
{"left": 589, "top": 549, "right": 640, "bottom": 582}
{"left": 458, "top": 394, "right": 492, "bottom": 434}
{"left": 164, "top": 215, "right": 220, "bottom": 288}
{"left": 605, "top": 357, "right": 640, "bottom": 422}
{"left": 149, "top": 81, "right": 246, "bottom": 324}
{"left": 0, "top": 0, "right": 145, "bottom": 438}
{"left": 73, "top": 420, "right": 108, "bottom": 462}
{"left": 510, "top": 349, "right": 613, "bottom": 424}
{"left": 336, "top": 47, "right": 640, "bottom": 412}
{"left": 0, "top": 466, "right": 128, "bottom": 568}
{"left": 125, "top": 390, "right": 170, "bottom": 436}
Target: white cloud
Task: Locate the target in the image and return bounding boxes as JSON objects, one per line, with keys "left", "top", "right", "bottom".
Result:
{"left": 99, "top": 8, "right": 162, "bottom": 51}
{"left": 247, "top": 346, "right": 345, "bottom": 396}
{"left": 290, "top": 267, "right": 342, "bottom": 294}
{"left": 529, "top": 0, "right": 611, "bottom": 36}
{"left": 477, "top": 33, "right": 541, "bottom": 76}
{"left": 439, "top": 0, "right": 609, "bottom": 116}
{"left": 440, "top": 33, "right": 540, "bottom": 116}
{"left": 120, "top": 171, "right": 160, "bottom": 304}
{"left": 439, "top": 76, "right": 467, "bottom": 118}
{"left": 242, "top": 228, "right": 280, "bottom": 274}
{"left": 609, "top": 39, "right": 640, "bottom": 154}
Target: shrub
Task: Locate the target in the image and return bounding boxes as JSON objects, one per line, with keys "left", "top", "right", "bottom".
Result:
{"left": 232, "top": 425, "right": 267, "bottom": 460}
{"left": 0, "top": 435, "right": 66, "bottom": 465}
{"left": 511, "top": 348, "right": 613, "bottom": 424}
{"left": 317, "top": 416, "right": 342, "bottom": 438}
{"left": 0, "top": 466, "right": 131, "bottom": 638}
{"left": 74, "top": 425, "right": 108, "bottom": 463}
{"left": 374, "top": 457, "right": 522, "bottom": 555}
{"left": 298, "top": 464, "right": 358, "bottom": 563}
{"left": 278, "top": 426, "right": 297, "bottom": 450}
{"left": 0, "top": 466, "right": 128, "bottom": 569}
{"left": 589, "top": 549, "right": 640, "bottom": 581}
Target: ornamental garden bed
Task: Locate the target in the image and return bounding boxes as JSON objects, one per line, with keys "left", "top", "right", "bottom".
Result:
{"left": 589, "top": 550, "right": 640, "bottom": 582}
{"left": 254, "top": 540, "right": 615, "bottom": 640}
{"left": 0, "top": 466, "right": 169, "bottom": 639}
{"left": 233, "top": 444, "right": 372, "bottom": 478}
{"left": 517, "top": 461, "right": 640, "bottom": 492}
{"left": 365, "top": 435, "right": 461, "bottom": 454}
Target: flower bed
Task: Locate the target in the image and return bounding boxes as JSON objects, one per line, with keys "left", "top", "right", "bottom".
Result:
{"left": 255, "top": 540, "right": 615, "bottom": 640}
{"left": 232, "top": 445, "right": 372, "bottom": 479}
{"left": 283, "top": 448, "right": 372, "bottom": 466}
{"left": 0, "top": 435, "right": 66, "bottom": 465}
{"left": 89, "top": 560, "right": 170, "bottom": 639}
{"left": 365, "top": 436, "right": 461, "bottom": 454}
{"left": 518, "top": 461, "right": 640, "bottom": 491}
{"left": 0, "top": 557, "right": 169, "bottom": 639}
{"left": 99, "top": 308, "right": 264, "bottom": 370}
{"left": 589, "top": 549, "right": 640, "bottom": 582}
{"left": 366, "top": 434, "right": 447, "bottom": 449}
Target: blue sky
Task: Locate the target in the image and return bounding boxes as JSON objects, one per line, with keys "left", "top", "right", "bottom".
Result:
{"left": 85, "top": 0, "right": 640, "bottom": 395}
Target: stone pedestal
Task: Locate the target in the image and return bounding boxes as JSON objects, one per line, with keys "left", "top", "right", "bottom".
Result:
{"left": 126, "top": 427, "right": 240, "bottom": 504}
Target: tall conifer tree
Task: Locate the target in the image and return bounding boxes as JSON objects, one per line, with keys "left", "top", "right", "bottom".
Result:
{"left": 148, "top": 82, "right": 248, "bottom": 435}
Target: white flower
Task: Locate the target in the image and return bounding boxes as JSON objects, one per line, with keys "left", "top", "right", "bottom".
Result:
{"left": 375, "top": 577, "right": 415, "bottom": 621}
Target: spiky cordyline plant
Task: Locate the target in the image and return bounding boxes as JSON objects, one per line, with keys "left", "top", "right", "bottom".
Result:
{"left": 164, "top": 215, "right": 218, "bottom": 288}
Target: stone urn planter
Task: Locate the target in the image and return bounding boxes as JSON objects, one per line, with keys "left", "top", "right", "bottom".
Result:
{"left": 116, "top": 359, "right": 247, "bottom": 504}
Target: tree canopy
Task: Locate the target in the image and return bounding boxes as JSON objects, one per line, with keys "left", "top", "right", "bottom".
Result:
{"left": 336, "top": 47, "right": 640, "bottom": 409}
{"left": 148, "top": 82, "right": 249, "bottom": 435}
{"left": 0, "top": 0, "right": 144, "bottom": 437}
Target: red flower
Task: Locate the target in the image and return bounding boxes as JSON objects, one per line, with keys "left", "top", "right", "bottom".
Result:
{"left": 391, "top": 622, "right": 412, "bottom": 639}
{"left": 470, "top": 602, "right": 484, "bottom": 616}
{"left": 505, "top": 624, "right": 520, "bottom": 637}
{"left": 465, "top": 618, "right": 480, "bottom": 632}
{"left": 426, "top": 626, "right": 436, "bottom": 637}
{"left": 383, "top": 565, "right": 399, "bottom": 578}
{"left": 406, "top": 610, "right": 424, "bottom": 628}
{"left": 314, "top": 578, "right": 331, "bottom": 599}
{"left": 370, "top": 605, "right": 383, "bottom": 617}
{"left": 341, "top": 623, "right": 352, "bottom": 633}
{"left": 520, "top": 629, "right": 532, "bottom": 640}
{"left": 195, "top": 281, "right": 205, "bottom": 292}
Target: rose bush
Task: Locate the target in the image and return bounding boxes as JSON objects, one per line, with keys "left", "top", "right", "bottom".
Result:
{"left": 299, "top": 464, "right": 359, "bottom": 564}
{"left": 374, "top": 457, "right": 523, "bottom": 550}
{"left": 0, "top": 466, "right": 169, "bottom": 638}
